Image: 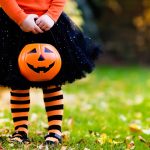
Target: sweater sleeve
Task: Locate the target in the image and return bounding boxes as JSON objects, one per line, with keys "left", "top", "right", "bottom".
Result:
{"left": 45, "top": 0, "right": 66, "bottom": 22}
{"left": 0, "top": 0, "right": 28, "bottom": 25}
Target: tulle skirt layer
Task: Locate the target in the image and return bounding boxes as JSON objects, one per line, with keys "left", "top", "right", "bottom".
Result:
{"left": 0, "top": 9, "right": 102, "bottom": 88}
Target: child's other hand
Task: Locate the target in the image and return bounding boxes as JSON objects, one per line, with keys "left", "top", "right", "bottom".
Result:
{"left": 20, "top": 14, "right": 44, "bottom": 34}
{"left": 36, "top": 15, "right": 54, "bottom": 31}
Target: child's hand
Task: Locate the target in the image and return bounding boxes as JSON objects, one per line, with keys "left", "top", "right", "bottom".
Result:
{"left": 20, "top": 14, "right": 44, "bottom": 34}
{"left": 36, "top": 15, "right": 54, "bottom": 31}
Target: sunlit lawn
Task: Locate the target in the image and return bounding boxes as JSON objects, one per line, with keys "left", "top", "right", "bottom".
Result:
{"left": 0, "top": 65, "right": 150, "bottom": 149}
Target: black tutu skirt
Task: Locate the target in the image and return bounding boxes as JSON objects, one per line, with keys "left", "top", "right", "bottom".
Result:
{"left": 0, "top": 9, "right": 102, "bottom": 89}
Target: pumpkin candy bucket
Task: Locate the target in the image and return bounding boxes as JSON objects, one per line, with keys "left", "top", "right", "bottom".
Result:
{"left": 18, "top": 43, "right": 61, "bottom": 81}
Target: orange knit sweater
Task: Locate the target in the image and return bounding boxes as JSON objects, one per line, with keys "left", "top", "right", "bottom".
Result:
{"left": 0, "top": 0, "right": 66, "bottom": 25}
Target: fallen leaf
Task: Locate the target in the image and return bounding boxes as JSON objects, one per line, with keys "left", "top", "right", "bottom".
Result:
{"left": 84, "top": 148, "right": 90, "bottom": 150}
{"left": 0, "top": 128, "right": 9, "bottom": 134}
{"left": 0, "top": 128, "right": 11, "bottom": 137}
{"left": 142, "top": 129, "right": 150, "bottom": 135}
{"left": 129, "top": 123, "right": 142, "bottom": 132}
{"left": 127, "top": 141, "right": 135, "bottom": 149}
{"left": 96, "top": 133, "right": 107, "bottom": 145}
{"left": 138, "top": 136, "right": 146, "bottom": 143}
{"left": 62, "top": 131, "right": 70, "bottom": 142}
{"left": 138, "top": 136, "right": 150, "bottom": 148}
{"left": 125, "top": 135, "right": 133, "bottom": 141}
{"left": 60, "top": 146, "right": 67, "bottom": 150}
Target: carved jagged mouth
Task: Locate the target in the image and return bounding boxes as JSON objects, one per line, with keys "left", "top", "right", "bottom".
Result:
{"left": 27, "top": 62, "right": 55, "bottom": 73}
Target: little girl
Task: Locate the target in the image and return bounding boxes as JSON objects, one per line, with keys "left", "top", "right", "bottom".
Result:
{"left": 0, "top": 0, "right": 101, "bottom": 146}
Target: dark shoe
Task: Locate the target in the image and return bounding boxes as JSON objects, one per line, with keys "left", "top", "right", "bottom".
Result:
{"left": 44, "top": 133, "right": 62, "bottom": 145}
{"left": 9, "top": 131, "right": 30, "bottom": 144}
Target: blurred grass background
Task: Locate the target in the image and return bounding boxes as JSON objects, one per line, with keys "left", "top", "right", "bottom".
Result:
{"left": 1, "top": 66, "right": 150, "bottom": 149}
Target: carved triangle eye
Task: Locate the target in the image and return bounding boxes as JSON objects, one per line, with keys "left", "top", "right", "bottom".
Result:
{"left": 44, "top": 48, "right": 53, "bottom": 53}
{"left": 29, "top": 48, "right": 37, "bottom": 53}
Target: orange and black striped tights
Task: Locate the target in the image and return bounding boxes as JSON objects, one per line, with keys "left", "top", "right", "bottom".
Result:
{"left": 10, "top": 85, "right": 63, "bottom": 143}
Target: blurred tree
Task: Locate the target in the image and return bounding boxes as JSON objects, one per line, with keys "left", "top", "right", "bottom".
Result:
{"left": 77, "top": 0, "right": 101, "bottom": 42}
{"left": 64, "top": 0, "right": 84, "bottom": 27}
{"left": 86, "top": 0, "right": 150, "bottom": 64}
{"left": 65, "top": 0, "right": 100, "bottom": 43}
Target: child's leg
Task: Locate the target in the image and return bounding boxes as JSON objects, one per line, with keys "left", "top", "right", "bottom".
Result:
{"left": 10, "top": 88, "right": 30, "bottom": 143}
{"left": 43, "top": 85, "right": 63, "bottom": 144}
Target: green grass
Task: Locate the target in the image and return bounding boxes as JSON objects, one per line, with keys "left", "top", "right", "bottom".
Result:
{"left": 1, "top": 65, "right": 150, "bottom": 149}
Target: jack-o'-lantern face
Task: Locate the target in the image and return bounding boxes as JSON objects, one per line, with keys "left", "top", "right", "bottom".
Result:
{"left": 18, "top": 43, "right": 61, "bottom": 81}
